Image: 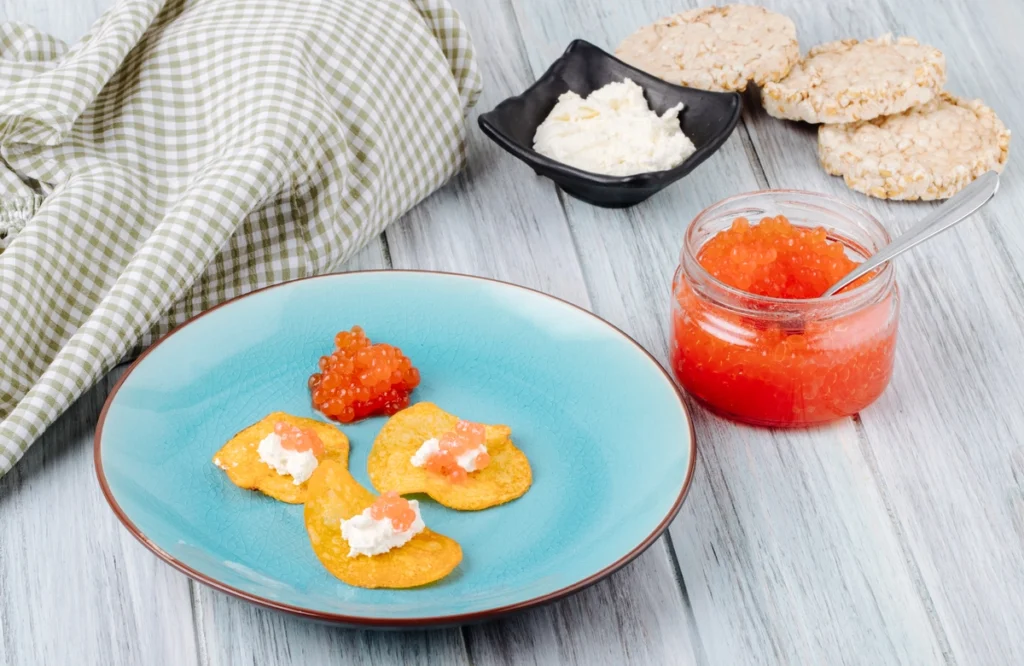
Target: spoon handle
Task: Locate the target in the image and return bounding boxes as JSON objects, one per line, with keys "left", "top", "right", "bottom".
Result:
{"left": 822, "top": 171, "right": 1001, "bottom": 297}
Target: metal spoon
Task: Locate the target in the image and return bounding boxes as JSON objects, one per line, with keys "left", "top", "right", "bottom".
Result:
{"left": 822, "top": 171, "right": 1001, "bottom": 297}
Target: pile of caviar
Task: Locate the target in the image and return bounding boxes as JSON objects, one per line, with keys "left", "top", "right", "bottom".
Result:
{"left": 671, "top": 214, "right": 897, "bottom": 427}
{"left": 370, "top": 491, "right": 417, "bottom": 532}
{"left": 309, "top": 326, "right": 420, "bottom": 423}
{"left": 426, "top": 420, "right": 490, "bottom": 483}
{"left": 274, "top": 421, "right": 324, "bottom": 456}
{"left": 698, "top": 216, "right": 865, "bottom": 298}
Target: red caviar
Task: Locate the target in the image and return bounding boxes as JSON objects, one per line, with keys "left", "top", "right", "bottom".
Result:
{"left": 369, "top": 491, "right": 417, "bottom": 532}
{"left": 309, "top": 326, "right": 420, "bottom": 423}
{"left": 425, "top": 420, "right": 490, "bottom": 483}
{"left": 699, "top": 216, "right": 869, "bottom": 297}
{"left": 671, "top": 209, "right": 899, "bottom": 427}
{"left": 274, "top": 421, "right": 324, "bottom": 457}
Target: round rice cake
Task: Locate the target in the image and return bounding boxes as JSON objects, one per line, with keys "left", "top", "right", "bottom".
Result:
{"left": 818, "top": 92, "right": 1010, "bottom": 200}
{"left": 762, "top": 35, "right": 945, "bottom": 124}
{"left": 615, "top": 5, "right": 799, "bottom": 93}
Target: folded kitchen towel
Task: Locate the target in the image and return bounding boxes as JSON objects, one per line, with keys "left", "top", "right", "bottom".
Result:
{"left": 0, "top": 0, "right": 481, "bottom": 476}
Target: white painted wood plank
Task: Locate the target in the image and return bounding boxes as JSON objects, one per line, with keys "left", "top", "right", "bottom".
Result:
{"left": 385, "top": 1, "right": 702, "bottom": 664}
{"left": 0, "top": 0, "right": 108, "bottom": 44}
{"left": 464, "top": 549, "right": 701, "bottom": 666}
{"left": 0, "top": 4, "right": 200, "bottom": 666}
{"left": 385, "top": 18, "right": 588, "bottom": 307}
{"left": 739, "top": 1, "right": 1024, "bottom": 664}
{"left": 0, "top": 370, "right": 200, "bottom": 666}
{"left": 5, "top": 1, "right": 1023, "bottom": 665}
{"left": 192, "top": 593, "right": 470, "bottom": 666}
{"left": 741, "top": 0, "right": 1024, "bottom": 663}
{"left": 508, "top": 0, "right": 954, "bottom": 663}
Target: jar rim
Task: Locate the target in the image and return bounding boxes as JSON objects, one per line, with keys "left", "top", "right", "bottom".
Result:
{"left": 682, "top": 189, "right": 895, "bottom": 317}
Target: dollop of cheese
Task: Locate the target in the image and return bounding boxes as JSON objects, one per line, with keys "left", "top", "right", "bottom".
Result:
{"left": 410, "top": 437, "right": 488, "bottom": 472}
{"left": 532, "top": 79, "right": 696, "bottom": 176}
{"left": 340, "top": 500, "right": 426, "bottom": 557}
{"left": 257, "top": 432, "right": 318, "bottom": 485}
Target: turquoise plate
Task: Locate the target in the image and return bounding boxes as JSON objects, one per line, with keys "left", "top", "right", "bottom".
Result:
{"left": 95, "top": 271, "right": 695, "bottom": 627}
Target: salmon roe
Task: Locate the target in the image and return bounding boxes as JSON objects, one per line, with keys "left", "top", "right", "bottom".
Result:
{"left": 274, "top": 421, "right": 324, "bottom": 457}
{"left": 699, "top": 216, "right": 869, "bottom": 298}
{"left": 671, "top": 208, "right": 899, "bottom": 427}
{"left": 308, "top": 326, "right": 420, "bottom": 423}
{"left": 369, "top": 491, "right": 417, "bottom": 532}
{"left": 425, "top": 420, "right": 490, "bottom": 483}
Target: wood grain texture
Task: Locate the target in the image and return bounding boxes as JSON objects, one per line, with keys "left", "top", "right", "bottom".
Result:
{"left": 3, "top": 0, "right": 1024, "bottom": 664}
{"left": 738, "top": 1, "right": 1024, "bottom": 664}
{"left": 192, "top": 593, "right": 469, "bottom": 666}
{"left": 384, "top": 5, "right": 589, "bottom": 308}
{"left": 0, "top": 3, "right": 200, "bottom": 664}
{"left": 508, "top": 0, "right": 954, "bottom": 663}
{"left": 0, "top": 0, "right": 108, "bottom": 44}
{"left": 0, "top": 369, "right": 200, "bottom": 666}
{"left": 385, "top": 1, "right": 702, "bottom": 663}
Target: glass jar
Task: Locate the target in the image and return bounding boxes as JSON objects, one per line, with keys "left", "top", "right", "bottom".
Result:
{"left": 670, "top": 191, "right": 900, "bottom": 427}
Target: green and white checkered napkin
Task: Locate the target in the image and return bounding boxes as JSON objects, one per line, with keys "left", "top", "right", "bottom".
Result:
{"left": 0, "top": 0, "right": 481, "bottom": 476}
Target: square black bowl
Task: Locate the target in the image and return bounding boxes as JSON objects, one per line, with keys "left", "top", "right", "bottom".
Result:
{"left": 478, "top": 40, "right": 742, "bottom": 208}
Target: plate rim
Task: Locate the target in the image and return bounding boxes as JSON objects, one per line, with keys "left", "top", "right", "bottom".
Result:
{"left": 94, "top": 269, "right": 698, "bottom": 628}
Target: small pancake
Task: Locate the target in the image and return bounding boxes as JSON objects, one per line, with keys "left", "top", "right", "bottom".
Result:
{"left": 818, "top": 92, "right": 1010, "bottom": 200}
{"left": 213, "top": 412, "right": 349, "bottom": 504}
{"left": 304, "top": 460, "right": 462, "bottom": 589}
{"left": 367, "top": 402, "right": 532, "bottom": 511}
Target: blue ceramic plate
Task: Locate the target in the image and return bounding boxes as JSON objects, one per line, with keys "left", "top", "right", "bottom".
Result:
{"left": 96, "top": 271, "right": 695, "bottom": 627}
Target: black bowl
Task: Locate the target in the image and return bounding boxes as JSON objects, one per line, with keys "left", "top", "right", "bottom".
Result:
{"left": 478, "top": 40, "right": 742, "bottom": 208}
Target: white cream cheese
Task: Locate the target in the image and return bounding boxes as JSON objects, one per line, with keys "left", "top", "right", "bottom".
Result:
{"left": 532, "top": 78, "right": 696, "bottom": 176}
{"left": 410, "top": 437, "right": 488, "bottom": 472}
{"left": 257, "top": 432, "right": 318, "bottom": 485}
{"left": 340, "top": 500, "right": 426, "bottom": 557}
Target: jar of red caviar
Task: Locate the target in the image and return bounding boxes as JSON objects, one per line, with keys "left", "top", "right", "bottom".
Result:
{"left": 670, "top": 191, "right": 899, "bottom": 427}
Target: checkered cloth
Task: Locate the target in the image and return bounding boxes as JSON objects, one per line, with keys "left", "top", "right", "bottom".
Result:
{"left": 0, "top": 0, "right": 481, "bottom": 475}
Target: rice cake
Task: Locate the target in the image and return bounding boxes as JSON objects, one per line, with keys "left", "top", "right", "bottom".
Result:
{"left": 615, "top": 5, "right": 799, "bottom": 93}
{"left": 762, "top": 35, "right": 945, "bottom": 124}
{"left": 818, "top": 92, "right": 1010, "bottom": 200}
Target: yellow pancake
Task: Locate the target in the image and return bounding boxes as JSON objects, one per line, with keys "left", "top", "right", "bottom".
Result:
{"left": 304, "top": 460, "right": 462, "bottom": 589}
{"left": 213, "top": 412, "right": 349, "bottom": 504}
{"left": 366, "top": 402, "right": 532, "bottom": 511}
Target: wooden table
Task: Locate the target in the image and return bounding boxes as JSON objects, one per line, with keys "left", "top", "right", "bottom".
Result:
{"left": 2, "top": 0, "right": 1022, "bottom": 664}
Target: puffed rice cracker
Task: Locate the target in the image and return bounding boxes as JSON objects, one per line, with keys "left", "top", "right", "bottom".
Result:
{"left": 818, "top": 92, "right": 1010, "bottom": 200}
{"left": 762, "top": 35, "right": 945, "bottom": 124}
{"left": 615, "top": 5, "right": 799, "bottom": 93}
